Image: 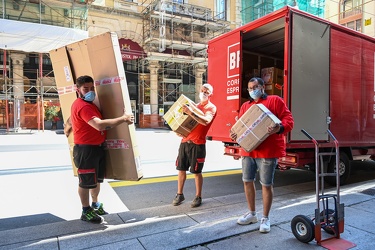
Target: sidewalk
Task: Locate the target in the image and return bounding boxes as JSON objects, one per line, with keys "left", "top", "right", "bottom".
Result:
{"left": 0, "top": 179, "right": 374, "bottom": 249}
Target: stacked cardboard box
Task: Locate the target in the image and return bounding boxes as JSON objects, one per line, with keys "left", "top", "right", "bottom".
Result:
{"left": 261, "top": 67, "right": 283, "bottom": 96}
{"left": 49, "top": 32, "right": 142, "bottom": 181}
{"left": 163, "top": 94, "right": 203, "bottom": 137}
{"left": 231, "top": 104, "right": 281, "bottom": 152}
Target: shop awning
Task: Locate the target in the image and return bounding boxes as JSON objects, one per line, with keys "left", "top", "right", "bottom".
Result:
{"left": 0, "top": 19, "right": 88, "bottom": 53}
{"left": 118, "top": 38, "right": 146, "bottom": 61}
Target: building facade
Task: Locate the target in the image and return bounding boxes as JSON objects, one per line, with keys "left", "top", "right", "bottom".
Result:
{"left": 2, "top": 0, "right": 363, "bottom": 131}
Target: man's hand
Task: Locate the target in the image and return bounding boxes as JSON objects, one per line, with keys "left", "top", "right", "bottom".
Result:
{"left": 268, "top": 123, "right": 281, "bottom": 134}
{"left": 230, "top": 129, "right": 237, "bottom": 141}
{"left": 123, "top": 112, "right": 134, "bottom": 125}
{"left": 182, "top": 104, "right": 193, "bottom": 116}
{"left": 64, "top": 117, "right": 72, "bottom": 137}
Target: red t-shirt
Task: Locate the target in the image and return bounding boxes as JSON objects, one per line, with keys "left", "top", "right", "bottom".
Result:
{"left": 71, "top": 98, "right": 106, "bottom": 145}
{"left": 182, "top": 100, "right": 217, "bottom": 145}
{"left": 238, "top": 95, "right": 294, "bottom": 158}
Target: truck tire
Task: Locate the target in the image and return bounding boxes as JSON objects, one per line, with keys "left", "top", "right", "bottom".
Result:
{"left": 326, "top": 152, "right": 351, "bottom": 186}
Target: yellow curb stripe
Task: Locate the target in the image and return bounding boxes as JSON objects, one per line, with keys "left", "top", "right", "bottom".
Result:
{"left": 109, "top": 169, "right": 242, "bottom": 188}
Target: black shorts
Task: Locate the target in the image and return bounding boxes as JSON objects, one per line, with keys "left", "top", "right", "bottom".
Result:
{"left": 73, "top": 144, "right": 106, "bottom": 189}
{"left": 176, "top": 142, "right": 206, "bottom": 174}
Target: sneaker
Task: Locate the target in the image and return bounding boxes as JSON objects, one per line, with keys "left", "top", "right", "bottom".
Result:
{"left": 191, "top": 196, "right": 202, "bottom": 208}
{"left": 92, "top": 202, "right": 108, "bottom": 216}
{"left": 81, "top": 207, "right": 103, "bottom": 224}
{"left": 259, "top": 217, "right": 271, "bottom": 233}
{"left": 172, "top": 194, "right": 185, "bottom": 206}
{"left": 237, "top": 212, "right": 258, "bottom": 225}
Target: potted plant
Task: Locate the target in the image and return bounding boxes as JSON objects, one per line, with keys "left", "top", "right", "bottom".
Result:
{"left": 44, "top": 106, "right": 59, "bottom": 130}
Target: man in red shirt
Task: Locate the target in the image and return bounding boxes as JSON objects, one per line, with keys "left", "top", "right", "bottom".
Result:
{"left": 64, "top": 75, "right": 134, "bottom": 223}
{"left": 172, "top": 83, "right": 217, "bottom": 208}
{"left": 230, "top": 77, "right": 294, "bottom": 233}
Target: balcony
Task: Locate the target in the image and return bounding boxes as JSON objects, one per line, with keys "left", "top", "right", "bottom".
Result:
{"left": 340, "top": 7, "right": 362, "bottom": 20}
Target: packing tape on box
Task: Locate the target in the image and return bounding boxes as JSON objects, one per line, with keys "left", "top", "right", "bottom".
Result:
{"left": 236, "top": 112, "right": 268, "bottom": 143}
{"left": 58, "top": 85, "right": 76, "bottom": 95}
{"left": 95, "top": 76, "right": 125, "bottom": 86}
{"left": 105, "top": 139, "right": 130, "bottom": 149}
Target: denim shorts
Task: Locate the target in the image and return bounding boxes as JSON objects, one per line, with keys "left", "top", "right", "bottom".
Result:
{"left": 241, "top": 157, "right": 277, "bottom": 186}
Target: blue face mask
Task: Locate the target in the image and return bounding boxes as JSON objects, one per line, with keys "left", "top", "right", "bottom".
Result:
{"left": 249, "top": 88, "right": 262, "bottom": 100}
{"left": 82, "top": 91, "right": 96, "bottom": 102}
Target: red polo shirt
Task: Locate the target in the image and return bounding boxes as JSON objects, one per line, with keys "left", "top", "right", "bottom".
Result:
{"left": 71, "top": 98, "right": 106, "bottom": 145}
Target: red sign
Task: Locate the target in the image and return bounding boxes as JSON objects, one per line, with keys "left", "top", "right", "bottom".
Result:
{"left": 118, "top": 38, "right": 146, "bottom": 61}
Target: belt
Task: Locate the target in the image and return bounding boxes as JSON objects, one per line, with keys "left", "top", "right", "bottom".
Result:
{"left": 185, "top": 140, "right": 193, "bottom": 144}
{"left": 75, "top": 143, "right": 104, "bottom": 147}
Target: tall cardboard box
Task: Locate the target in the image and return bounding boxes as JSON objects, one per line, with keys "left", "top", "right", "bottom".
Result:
{"left": 50, "top": 32, "right": 142, "bottom": 181}
{"left": 261, "top": 67, "right": 283, "bottom": 96}
{"left": 163, "top": 94, "right": 203, "bottom": 137}
{"left": 231, "top": 104, "right": 281, "bottom": 152}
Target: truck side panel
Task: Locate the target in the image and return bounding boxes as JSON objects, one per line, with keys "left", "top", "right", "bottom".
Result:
{"left": 330, "top": 28, "right": 375, "bottom": 146}
{"left": 207, "top": 31, "right": 242, "bottom": 141}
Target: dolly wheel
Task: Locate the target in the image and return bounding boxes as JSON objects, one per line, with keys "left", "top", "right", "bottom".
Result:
{"left": 291, "top": 215, "right": 315, "bottom": 243}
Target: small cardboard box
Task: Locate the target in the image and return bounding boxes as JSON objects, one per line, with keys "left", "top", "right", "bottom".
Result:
{"left": 261, "top": 67, "right": 283, "bottom": 85}
{"left": 163, "top": 94, "right": 203, "bottom": 137}
{"left": 232, "top": 104, "right": 281, "bottom": 152}
{"left": 50, "top": 32, "right": 142, "bottom": 181}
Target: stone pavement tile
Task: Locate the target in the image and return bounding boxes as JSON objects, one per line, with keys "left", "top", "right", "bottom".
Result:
{"left": 337, "top": 224, "right": 375, "bottom": 250}
{"left": 344, "top": 206, "right": 375, "bottom": 236}
{"left": 86, "top": 239, "right": 145, "bottom": 250}
{"left": 202, "top": 223, "right": 323, "bottom": 250}
{"left": 58, "top": 214, "right": 197, "bottom": 249}
{"left": 0, "top": 238, "right": 58, "bottom": 250}
{"left": 137, "top": 216, "right": 260, "bottom": 250}
{"left": 348, "top": 198, "right": 375, "bottom": 214}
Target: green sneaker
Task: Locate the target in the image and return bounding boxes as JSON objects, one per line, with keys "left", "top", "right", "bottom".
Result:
{"left": 81, "top": 207, "right": 103, "bottom": 224}
{"left": 191, "top": 196, "right": 202, "bottom": 208}
{"left": 92, "top": 203, "right": 108, "bottom": 216}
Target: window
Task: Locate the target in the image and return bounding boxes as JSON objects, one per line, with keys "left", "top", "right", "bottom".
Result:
{"left": 216, "top": 0, "right": 226, "bottom": 20}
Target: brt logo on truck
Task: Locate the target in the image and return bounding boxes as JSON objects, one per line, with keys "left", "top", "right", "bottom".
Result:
{"left": 226, "top": 42, "right": 240, "bottom": 100}
{"left": 227, "top": 42, "right": 240, "bottom": 78}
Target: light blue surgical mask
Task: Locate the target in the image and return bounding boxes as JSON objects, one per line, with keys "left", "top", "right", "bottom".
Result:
{"left": 249, "top": 88, "right": 262, "bottom": 100}
{"left": 83, "top": 91, "right": 96, "bottom": 102}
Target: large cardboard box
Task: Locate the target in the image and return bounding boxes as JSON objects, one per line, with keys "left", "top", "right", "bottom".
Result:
{"left": 163, "top": 94, "right": 203, "bottom": 137}
{"left": 231, "top": 104, "right": 281, "bottom": 152}
{"left": 49, "top": 32, "right": 142, "bottom": 181}
{"left": 261, "top": 67, "right": 283, "bottom": 96}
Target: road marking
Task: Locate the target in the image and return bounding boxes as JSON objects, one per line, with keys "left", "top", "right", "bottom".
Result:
{"left": 109, "top": 169, "right": 242, "bottom": 187}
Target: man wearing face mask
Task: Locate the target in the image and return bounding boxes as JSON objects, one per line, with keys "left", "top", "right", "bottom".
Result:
{"left": 172, "top": 83, "right": 217, "bottom": 208}
{"left": 230, "top": 77, "right": 293, "bottom": 233}
{"left": 65, "top": 75, "right": 134, "bottom": 223}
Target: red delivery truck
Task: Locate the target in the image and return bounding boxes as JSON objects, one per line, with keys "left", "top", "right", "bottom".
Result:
{"left": 206, "top": 6, "right": 375, "bottom": 185}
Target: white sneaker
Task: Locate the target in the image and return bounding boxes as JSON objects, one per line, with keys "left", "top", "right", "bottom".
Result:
{"left": 259, "top": 217, "right": 271, "bottom": 233}
{"left": 237, "top": 212, "right": 258, "bottom": 225}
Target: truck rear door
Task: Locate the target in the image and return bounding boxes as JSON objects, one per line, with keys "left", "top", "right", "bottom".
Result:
{"left": 289, "top": 12, "right": 330, "bottom": 141}
{"left": 207, "top": 31, "right": 242, "bottom": 142}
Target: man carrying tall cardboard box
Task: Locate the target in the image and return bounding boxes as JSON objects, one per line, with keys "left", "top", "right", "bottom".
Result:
{"left": 64, "top": 75, "right": 134, "bottom": 224}
{"left": 172, "top": 83, "right": 217, "bottom": 208}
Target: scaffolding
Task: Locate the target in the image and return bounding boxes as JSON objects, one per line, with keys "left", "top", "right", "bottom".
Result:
{"left": 0, "top": 0, "right": 91, "bottom": 131}
{"left": 138, "top": 0, "right": 231, "bottom": 126}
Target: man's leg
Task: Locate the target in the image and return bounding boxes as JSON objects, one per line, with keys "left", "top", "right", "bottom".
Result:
{"left": 90, "top": 183, "right": 100, "bottom": 203}
{"left": 177, "top": 170, "right": 186, "bottom": 194}
{"left": 78, "top": 186, "right": 90, "bottom": 207}
{"left": 244, "top": 181, "right": 256, "bottom": 212}
{"left": 261, "top": 185, "right": 273, "bottom": 217}
{"left": 194, "top": 173, "right": 203, "bottom": 197}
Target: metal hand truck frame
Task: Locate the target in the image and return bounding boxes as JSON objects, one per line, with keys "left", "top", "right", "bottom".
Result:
{"left": 291, "top": 129, "right": 345, "bottom": 245}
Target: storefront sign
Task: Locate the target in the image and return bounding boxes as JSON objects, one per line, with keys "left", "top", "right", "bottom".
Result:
{"left": 118, "top": 38, "right": 146, "bottom": 61}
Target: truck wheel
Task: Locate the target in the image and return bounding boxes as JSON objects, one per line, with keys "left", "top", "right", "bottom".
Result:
{"left": 320, "top": 209, "right": 335, "bottom": 235}
{"left": 326, "top": 152, "right": 350, "bottom": 186}
{"left": 291, "top": 215, "right": 315, "bottom": 243}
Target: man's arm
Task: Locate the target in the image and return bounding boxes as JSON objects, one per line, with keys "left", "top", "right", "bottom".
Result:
{"left": 64, "top": 117, "right": 72, "bottom": 137}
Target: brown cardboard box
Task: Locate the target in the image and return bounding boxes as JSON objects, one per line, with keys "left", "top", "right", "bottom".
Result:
{"left": 231, "top": 104, "right": 281, "bottom": 152}
{"left": 50, "top": 32, "right": 142, "bottom": 181}
{"left": 261, "top": 67, "right": 283, "bottom": 96}
{"left": 163, "top": 94, "right": 203, "bottom": 137}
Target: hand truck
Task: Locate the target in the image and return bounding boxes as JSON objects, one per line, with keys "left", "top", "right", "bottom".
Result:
{"left": 291, "top": 129, "right": 355, "bottom": 249}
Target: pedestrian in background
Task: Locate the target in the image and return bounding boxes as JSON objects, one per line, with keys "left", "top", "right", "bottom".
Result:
{"left": 173, "top": 83, "right": 217, "bottom": 208}
{"left": 230, "top": 77, "right": 294, "bottom": 233}
{"left": 64, "top": 75, "right": 134, "bottom": 223}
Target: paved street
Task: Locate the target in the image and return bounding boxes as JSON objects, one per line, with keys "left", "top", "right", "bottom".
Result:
{"left": 0, "top": 129, "right": 374, "bottom": 250}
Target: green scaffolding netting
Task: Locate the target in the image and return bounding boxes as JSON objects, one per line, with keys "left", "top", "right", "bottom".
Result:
{"left": 241, "top": 0, "right": 325, "bottom": 24}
